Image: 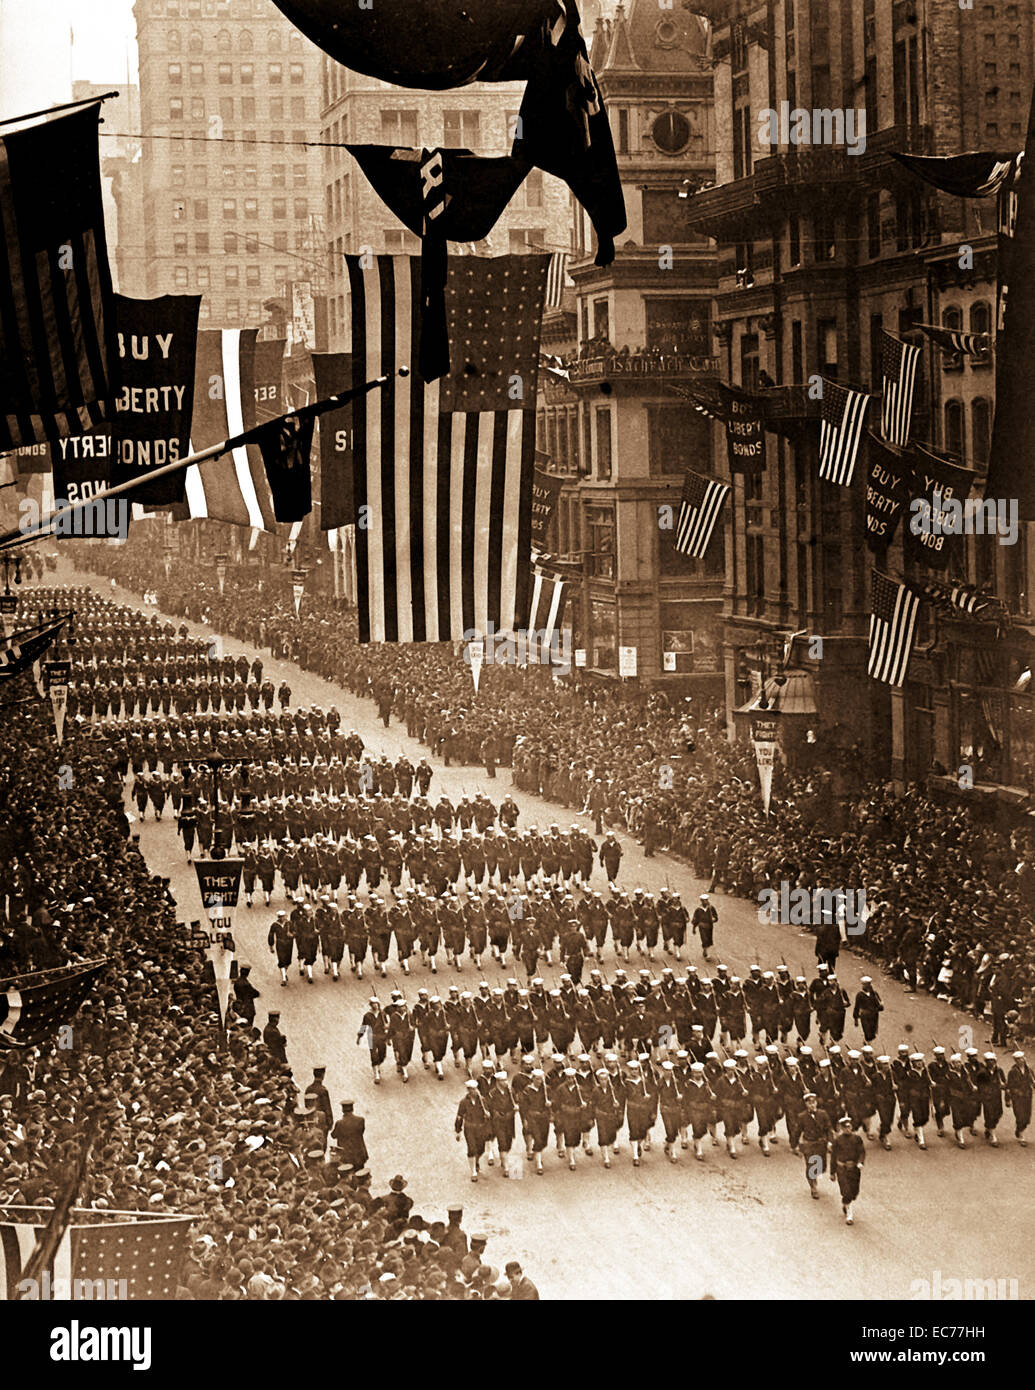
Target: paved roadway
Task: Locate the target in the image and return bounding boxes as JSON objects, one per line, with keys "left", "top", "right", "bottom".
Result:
{"left": 64, "top": 562, "right": 1035, "bottom": 1301}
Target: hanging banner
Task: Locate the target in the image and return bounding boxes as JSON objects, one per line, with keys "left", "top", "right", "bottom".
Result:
{"left": 751, "top": 715, "right": 779, "bottom": 816}
{"left": 51, "top": 428, "right": 126, "bottom": 539}
{"left": 312, "top": 351, "right": 355, "bottom": 529}
{"left": 111, "top": 292, "right": 201, "bottom": 506}
{"left": 0, "top": 594, "right": 16, "bottom": 638}
{"left": 215, "top": 553, "right": 229, "bottom": 595}
{"left": 718, "top": 383, "right": 766, "bottom": 475}
{"left": 619, "top": 646, "right": 637, "bottom": 678}
{"left": 864, "top": 433, "right": 912, "bottom": 552}
{"left": 468, "top": 639, "right": 484, "bottom": 693}
{"left": 194, "top": 858, "right": 244, "bottom": 934}
{"left": 44, "top": 659, "right": 71, "bottom": 746}
{"left": 903, "top": 446, "right": 977, "bottom": 570}
{"left": 530, "top": 468, "right": 563, "bottom": 549}
{"left": 292, "top": 568, "right": 307, "bottom": 617}
{"left": 206, "top": 938, "right": 235, "bottom": 1027}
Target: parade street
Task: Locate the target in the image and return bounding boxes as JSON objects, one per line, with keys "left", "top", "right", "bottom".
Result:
{"left": 67, "top": 563, "right": 1035, "bottom": 1302}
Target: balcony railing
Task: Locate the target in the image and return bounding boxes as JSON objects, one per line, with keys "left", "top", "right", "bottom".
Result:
{"left": 568, "top": 352, "right": 720, "bottom": 383}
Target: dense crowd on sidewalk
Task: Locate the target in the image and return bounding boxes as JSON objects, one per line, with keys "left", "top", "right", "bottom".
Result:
{"left": 70, "top": 542, "right": 1035, "bottom": 1042}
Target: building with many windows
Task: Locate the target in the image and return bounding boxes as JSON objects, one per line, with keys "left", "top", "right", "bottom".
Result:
{"left": 687, "top": 0, "right": 1034, "bottom": 795}
{"left": 128, "top": 0, "right": 324, "bottom": 328}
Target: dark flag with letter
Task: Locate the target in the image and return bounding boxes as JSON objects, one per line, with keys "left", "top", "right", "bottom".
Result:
{"left": 868, "top": 570, "right": 920, "bottom": 688}
{"left": 819, "top": 379, "right": 869, "bottom": 487}
{"left": 718, "top": 383, "right": 765, "bottom": 475}
{"left": 879, "top": 330, "right": 920, "bottom": 446}
{"left": 674, "top": 469, "right": 730, "bottom": 560}
{"left": 50, "top": 426, "right": 113, "bottom": 521}
{"left": 111, "top": 292, "right": 200, "bottom": 505}
{"left": 987, "top": 86, "right": 1035, "bottom": 520}
{"left": 312, "top": 351, "right": 355, "bottom": 529}
{"left": 0, "top": 103, "right": 118, "bottom": 451}
{"left": 348, "top": 145, "right": 529, "bottom": 380}
{"left": 903, "top": 445, "right": 976, "bottom": 570}
{"left": 253, "top": 413, "right": 314, "bottom": 522}
{"left": 530, "top": 466, "right": 562, "bottom": 549}
{"left": 864, "top": 433, "right": 911, "bottom": 552}
{"left": 346, "top": 253, "right": 547, "bottom": 642}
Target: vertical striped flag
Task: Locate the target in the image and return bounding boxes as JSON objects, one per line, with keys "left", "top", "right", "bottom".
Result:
{"left": 183, "top": 330, "right": 289, "bottom": 529}
{"left": 868, "top": 570, "right": 921, "bottom": 687}
{"left": 915, "top": 322, "right": 992, "bottom": 358}
{"left": 819, "top": 379, "right": 869, "bottom": 486}
{"left": 0, "top": 104, "right": 118, "bottom": 452}
{"left": 526, "top": 551, "right": 569, "bottom": 652}
{"left": 879, "top": 330, "right": 920, "bottom": 446}
{"left": 346, "top": 253, "right": 548, "bottom": 643}
{"left": 674, "top": 469, "right": 729, "bottom": 559}
{"left": 545, "top": 251, "right": 573, "bottom": 309}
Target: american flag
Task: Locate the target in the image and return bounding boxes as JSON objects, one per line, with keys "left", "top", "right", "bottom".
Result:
{"left": 915, "top": 322, "right": 992, "bottom": 358}
{"left": 1, "top": 1209, "right": 194, "bottom": 1300}
{"left": 545, "top": 251, "right": 573, "bottom": 310}
{"left": 879, "top": 330, "right": 921, "bottom": 446}
{"left": 0, "top": 615, "right": 67, "bottom": 682}
{"left": 0, "top": 959, "right": 106, "bottom": 1050}
{"left": 916, "top": 576, "right": 1008, "bottom": 625}
{"left": 0, "top": 104, "right": 117, "bottom": 452}
{"left": 868, "top": 571, "right": 920, "bottom": 687}
{"left": 183, "top": 330, "right": 287, "bottom": 529}
{"left": 346, "top": 253, "right": 547, "bottom": 642}
{"left": 675, "top": 469, "right": 730, "bottom": 559}
{"left": 525, "top": 552, "right": 568, "bottom": 650}
{"left": 819, "top": 379, "right": 869, "bottom": 486}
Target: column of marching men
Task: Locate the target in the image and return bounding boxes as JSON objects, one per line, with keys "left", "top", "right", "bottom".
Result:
{"left": 33, "top": 589, "right": 1035, "bottom": 1227}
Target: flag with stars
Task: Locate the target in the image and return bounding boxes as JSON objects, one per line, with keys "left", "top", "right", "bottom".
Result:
{"left": 0, "top": 959, "right": 106, "bottom": 1050}
{"left": 879, "top": 330, "right": 921, "bottom": 446}
{"left": 819, "top": 379, "right": 869, "bottom": 486}
{"left": 1, "top": 1209, "right": 194, "bottom": 1300}
{"left": 346, "top": 253, "right": 547, "bottom": 643}
{"left": 867, "top": 570, "right": 920, "bottom": 687}
{"left": 0, "top": 615, "right": 67, "bottom": 684}
{"left": 674, "top": 469, "right": 730, "bottom": 559}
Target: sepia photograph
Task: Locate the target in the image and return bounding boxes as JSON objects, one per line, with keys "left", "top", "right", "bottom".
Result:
{"left": 0, "top": 0, "right": 1032, "bottom": 1357}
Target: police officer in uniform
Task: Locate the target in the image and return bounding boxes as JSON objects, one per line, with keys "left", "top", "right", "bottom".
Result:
{"left": 830, "top": 1114, "right": 865, "bottom": 1224}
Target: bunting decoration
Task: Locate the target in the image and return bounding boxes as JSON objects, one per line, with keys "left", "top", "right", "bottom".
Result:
{"left": 0, "top": 615, "right": 67, "bottom": 682}
{"left": 545, "top": 251, "right": 574, "bottom": 309}
{"left": 889, "top": 149, "right": 1020, "bottom": 198}
{"left": 0, "top": 103, "right": 118, "bottom": 451}
{"left": 346, "top": 253, "right": 546, "bottom": 643}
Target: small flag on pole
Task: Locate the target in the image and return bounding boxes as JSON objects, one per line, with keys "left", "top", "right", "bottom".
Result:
{"left": 914, "top": 322, "right": 992, "bottom": 358}
{"left": 674, "top": 469, "right": 729, "bottom": 559}
{"left": 868, "top": 570, "right": 921, "bottom": 687}
{"left": 545, "top": 251, "right": 573, "bottom": 310}
{"left": 819, "top": 379, "right": 869, "bottom": 486}
{"left": 879, "top": 330, "right": 921, "bottom": 446}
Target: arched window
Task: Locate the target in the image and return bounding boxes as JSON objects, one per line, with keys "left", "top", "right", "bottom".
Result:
{"left": 944, "top": 399, "right": 964, "bottom": 460}
{"left": 239, "top": 29, "right": 253, "bottom": 51}
{"left": 289, "top": 32, "right": 303, "bottom": 51}
{"left": 970, "top": 300, "right": 991, "bottom": 336}
{"left": 216, "top": 29, "right": 231, "bottom": 51}
{"left": 941, "top": 303, "right": 962, "bottom": 330}
{"left": 188, "top": 30, "right": 203, "bottom": 53}
{"left": 971, "top": 396, "right": 992, "bottom": 468}
{"left": 268, "top": 29, "right": 282, "bottom": 50}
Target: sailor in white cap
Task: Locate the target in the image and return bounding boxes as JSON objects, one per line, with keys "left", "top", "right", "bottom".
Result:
{"left": 1006, "top": 1050, "right": 1032, "bottom": 1145}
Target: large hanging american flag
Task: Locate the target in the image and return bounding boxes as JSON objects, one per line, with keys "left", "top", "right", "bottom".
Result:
{"left": 879, "top": 330, "right": 921, "bottom": 446}
{"left": 182, "top": 330, "right": 290, "bottom": 529}
{"left": 1, "top": 1209, "right": 194, "bottom": 1300}
{"left": 0, "top": 959, "right": 106, "bottom": 1050}
{"left": 674, "top": 469, "right": 730, "bottom": 559}
{"left": 346, "top": 253, "right": 547, "bottom": 642}
{"left": 868, "top": 571, "right": 920, "bottom": 687}
{"left": 819, "top": 379, "right": 869, "bottom": 486}
{"left": 0, "top": 104, "right": 118, "bottom": 452}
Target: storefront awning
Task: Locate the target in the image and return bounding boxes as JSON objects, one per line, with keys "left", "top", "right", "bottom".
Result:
{"left": 735, "top": 668, "right": 818, "bottom": 716}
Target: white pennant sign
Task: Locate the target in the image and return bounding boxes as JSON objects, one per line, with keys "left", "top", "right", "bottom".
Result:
{"left": 44, "top": 659, "right": 72, "bottom": 746}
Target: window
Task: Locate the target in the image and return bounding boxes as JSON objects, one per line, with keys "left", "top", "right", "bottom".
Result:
{"left": 219, "top": 96, "right": 233, "bottom": 120}
{"left": 867, "top": 193, "right": 881, "bottom": 259}
{"left": 240, "top": 63, "right": 254, "bottom": 83}
{"left": 272, "top": 163, "right": 286, "bottom": 187}
{"left": 644, "top": 298, "right": 709, "bottom": 355}
{"left": 383, "top": 228, "right": 419, "bottom": 253}
{"left": 740, "top": 332, "right": 759, "bottom": 390}
{"left": 292, "top": 163, "right": 307, "bottom": 187}
{"left": 226, "top": 299, "right": 240, "bottom": 321}
{"left": 869, "top": 313, "right": 884, "bottom": 391}
{"left": 524, "top": 169, "right": 543, "bottom": 208}
{"left": 173, "top": 232, "right": 188, "bottom": 255}
{"left": 289, "top": 62, "right": 304, "bottom": 85}
{"left": 290, "top": 96, "right": 306, "bottom": 120}
{"left": 174, "top": 266, "right": 189, "bottom": 288}
{"left": 273, "top": 230, "right": 288, "bottom": 251}
{"left": 972, "top": 397, "right": 992, "bottom": 468}
{"left": 244, "top": 234, "right": 258, "bottom": 255}
{"left": 168, "top": 62, "right": 183, "bottom": 83}
{"left": 171, "top": 163, "right": 186, "bottom": 188}
{"left": 242, "top": 164, "right": 257, "bottom": 187}
{"left": 813, "top": 211, "right": 836, "bottom": 261}
{"left": 818, "top": 318, "right": 838, "bottom": 378}
{"left": 172, "top": 198, "right": 186, "bottom": 220}
{"left": 585, "top": 505, "right": 615, "bottom": 582}
{"left": 648, "top": 405, "right": 708, "bottom": 477}
{"left": 381, "top": 110, "right": 418, "bottom": 146}
{"left": 223, "top": 197, "right": 237, "bottom": 219}
{"left": 294, "top": 197, "right": 308, "bottom": 219}
{"left": 244, "top": 198, "right": 258, "bottom": 220}
{"left": 970, "top": 300, "right": 991, "bottom": 336}
{"left": 589, "top": 599, "right": 617, "bottom": 670}
{"left": 273, "top": 197, "right": 287, "bottom": 219}
{"left": 170, "top": 97, "right": 184, "bottom": 120}
{"left": 222, "top": 164, "right": 236, "bottom": 187}
{"left": 190, "top": 62, "right": 204, "bottom": 83}
{"left": 509, "top": 228, "right": 544, "bottom": 253}
{"left": 595, "top": 407, "right": 612, "bottom": 479}
{"left": 190, "top": 95, "right": 205, "bottom": 120}
{"left": 223, "top": 231, "right": 237, "bottom": 252}
{"left": 167, "top": 29, "right": 181, "bottom": 50}
{"left": 196, "top": 266, "right": 210, "bottom": 287}
{"left": 642, "top": 189, "right": 699, "bottom": 244}
{"left": 195, "top": 231, "right": 209, "bottom": 253}
{"left": 216, "top": 28, "right": 230, "bottom": 50}
{"left": 188, "top": 29, "right": 202, "bottom": 52}
{"left": 241, "top": 96, "right": 255, "bottom": 120}
{"left": 239, "top": 29, "right": 252, "bottom": 49}
{"left": 617, "top": 107, "right": 629, "bottom": 154}
{"left": 944, "top": 399, "right": 964, "bottom": 459}
{"left": 192, "top": 163, "right": 207, "bottom": 186}
{"left": 246, "top": 264, "right": 260, "bottom": 286}
{"left": 788, "top": 213, "right": 801, "bottom": 266}
{"left": 444, "top": 110, "right": 480, "bottom": 147}
{"left": 225, "top": 264, "right": 239, "bottom": 286}
{"left": 268, "top": 62, "right": 283, "bottom": 84}
{"left": 268, "top": 28, "right": 282, "bottom": 50}
{"left": 791, "top": 319, "right": 804, "bottom": 384}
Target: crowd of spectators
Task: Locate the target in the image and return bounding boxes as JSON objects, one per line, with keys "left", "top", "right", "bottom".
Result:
{"left": 73, "top": 539, "right": 1035, "bottom": 1042}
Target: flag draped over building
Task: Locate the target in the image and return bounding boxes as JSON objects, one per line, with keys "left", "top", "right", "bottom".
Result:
{"left": 0, "top": 959, "right": 106, "bottom": 1050}
{"left": 987, "top": 86, "right": 1035, "bottom": 520}
{"left": 868, "top": 571, "right": 920, "bottom": 688}
{"left": 916, "top": 575, "right": 1008, "bottom": 627}
{"left": 347, "top": 253, "right": 546, "bottom": 642}
{"left": 183, "top": 330, "right": 288, "bottom": 529}
{"left": 819, "top": 379, "right": 869, "bottom": 486}
{"left": 879, "top": 330, "right": 920, "bottom": 447}
{"left": 674, "top": 469, "right": 729, "bottom": 560}
{"left": 0, "top": 103, "right": 118, "bottom": 451}
{"left": 1, "top": 1208, "right": 194, "bottom": 1300}
{"left": 889, "top": 149, "right": 1020, "bottom": 197}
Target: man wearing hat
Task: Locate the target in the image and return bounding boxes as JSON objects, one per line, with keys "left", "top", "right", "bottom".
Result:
{"left": 262, "top": 1012, "right": 287, "bottom": 1066}
{"left": 516, "top": 1067, "right": 551, "bottom": 1174}
{"left": 830, "top": 1115, "right": 865, "bottom": 1225}
{"left": 305, "top": 1067, "right": 333, "bottom": 1129}
{"left": 851, "top": 977, "right": 883, "bottom": 1043}
{"left": 330, "top": 1100, "right": 367, "bottom": 1174}
{"left": 977, "top": 1052, "right": 1006, "bottom": 1147}
{"left": 1006, "top": 1050, "right": 1033, "bottom": 1145}
{"left": 377, "top": 1175, "right": 413, "bottom": 1228}
{"left": 267, "top": 910, "right": 295, "bottom": 988}
{"left": 797, "top": 1092, "right": 834, "bottom": 1198}
{"left": 691, "top": 894, "right": 717, "bottom": 962}
{"left": 455, "top": 1079, "right": 493, "bottom": 1181}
